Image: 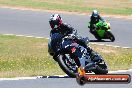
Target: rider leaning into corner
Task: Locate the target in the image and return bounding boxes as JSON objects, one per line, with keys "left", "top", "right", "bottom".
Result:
{"left": 49, "top": 14, "right": 102, "bottom": 76}
{"left": 89, "top": 10, "right": 105, "bottom": 36}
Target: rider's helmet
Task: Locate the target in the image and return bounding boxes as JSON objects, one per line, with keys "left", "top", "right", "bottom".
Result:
{"left": 49, "top": 14, "right": 62, "bottom": 29}
{"left": 92, "top": 10, "right": 99, "bottom": 18}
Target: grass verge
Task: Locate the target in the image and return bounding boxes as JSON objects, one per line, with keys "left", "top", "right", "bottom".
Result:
{"left": 0, "top": 34, "right": 132, "bottom": 78}
{"left": 0, "top": 0, "right": 132, "bottom": 15}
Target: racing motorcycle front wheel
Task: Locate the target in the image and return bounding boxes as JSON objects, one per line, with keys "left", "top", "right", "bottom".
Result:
{"left": 57, "top": 54, "right": 78, "bottom": 78}
{"left": 107, "top": 31, "right": 115, "bottom": 42}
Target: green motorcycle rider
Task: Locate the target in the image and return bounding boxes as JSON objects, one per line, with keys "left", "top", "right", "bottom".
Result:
{"left": 88, "top": 10, "right": 105, "bottom": 36}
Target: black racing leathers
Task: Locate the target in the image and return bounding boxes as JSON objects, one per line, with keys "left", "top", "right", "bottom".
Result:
{"left": 50, "top": 23, "right": 89, "bottom": 53}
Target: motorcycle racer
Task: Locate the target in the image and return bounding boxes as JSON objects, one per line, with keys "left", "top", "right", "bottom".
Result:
{"left": 49, "top": 14, "right": 90, "bottom": 54}
{"left": 48, "top": 14, "right": 102, "bottom": 76}
{"left": 89, "top": 10, "right": 105, "bottom": 35}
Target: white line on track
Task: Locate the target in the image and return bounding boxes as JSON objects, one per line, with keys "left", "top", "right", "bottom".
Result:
{"left": 108, "top": 69, "right": 132, "bottom": 73}
{"left": 2, "top": 34, "right": 131, "bottom": 49}
{"left": 90, "top": 42, "right": 131, "bottom": 49}
{"left": 0, "top": 77, "right": 37, "bottom": 81}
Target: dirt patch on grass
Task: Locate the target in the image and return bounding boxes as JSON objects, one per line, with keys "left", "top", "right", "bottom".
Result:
{"left": 96, "top": 47, "right": 117, "bottom": 54}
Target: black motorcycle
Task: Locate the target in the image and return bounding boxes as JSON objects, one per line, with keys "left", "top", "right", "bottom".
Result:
{"left": 48, "top": 33, "right": 108, "bottom": 78}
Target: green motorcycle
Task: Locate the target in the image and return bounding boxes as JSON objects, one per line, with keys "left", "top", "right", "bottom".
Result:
{"left": 88, "top": 21, "right": 115, "bottom": 42}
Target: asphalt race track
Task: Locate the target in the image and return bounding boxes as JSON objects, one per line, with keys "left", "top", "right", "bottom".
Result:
{"left": 0, "top": 8, "right": 132, "bottom": 47}
{"left": 0, "top": 8, "right": 131, "bottom": 88}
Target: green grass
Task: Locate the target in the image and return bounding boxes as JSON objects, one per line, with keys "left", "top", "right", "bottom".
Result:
{"left": 0, "top": 35, "right": 65, "bottom": 78}
{"left": 0, "top": 34, "right": 132, "bottom": 78}
{"left": 0, "top": 0, "right": 132, "bottom": 15}
{"left": 90, "top": 44, "right": 132, "bottom": 71}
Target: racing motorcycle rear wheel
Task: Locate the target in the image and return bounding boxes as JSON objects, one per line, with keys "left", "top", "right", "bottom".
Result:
{"left": 93, "top": 61, "right": 108, "bottom": 74}
{"left": 91, "top": 52, "right": 108, "bottom": 74}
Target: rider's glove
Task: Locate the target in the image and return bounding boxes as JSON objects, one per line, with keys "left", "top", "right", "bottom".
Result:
{"left": 93, "top": 24, "right": 97, "bottom": 28}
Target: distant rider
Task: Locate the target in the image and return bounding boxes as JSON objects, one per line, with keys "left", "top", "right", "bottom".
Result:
{"left": 89, "top": 10, "right": 105, "bottom": 35}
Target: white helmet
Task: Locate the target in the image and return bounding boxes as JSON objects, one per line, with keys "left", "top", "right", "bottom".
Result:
{"left": 92, "top": 10, "right": 99, "bottom": 18}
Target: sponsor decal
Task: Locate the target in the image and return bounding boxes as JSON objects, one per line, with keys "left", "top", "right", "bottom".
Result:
{"left": 76, "top": 74, "right": 131, "bottom": 85}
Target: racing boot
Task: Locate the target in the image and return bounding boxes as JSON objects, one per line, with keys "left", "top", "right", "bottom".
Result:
{"left": 90, "top": 51, "right": 103, "bottom": 63}
{"left": 85, "top": 62, "right": 97, "bottom": 71}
